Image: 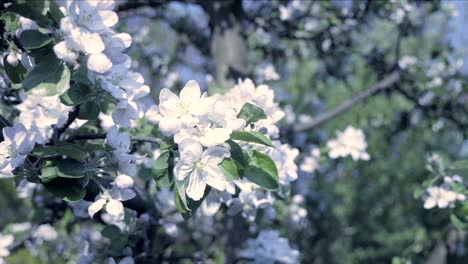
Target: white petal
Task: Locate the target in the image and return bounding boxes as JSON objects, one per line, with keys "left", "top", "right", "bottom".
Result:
{"left": 174, "top": 158, "right": 194, "bottom": 181}
{"left": 178, "top": 138, "right": 203, "bottom": 161}
{"left": 88, "top": 198, "right": 106, "bottom": 218}
{"left": 201, "top": 146, "right": 231, "bottom": 164}
{"left": 199, "top": 128, "right": 231, "bottom": 147}
{"left": 106, "top": 199, "right": 125, "bottom": 219}
{"left": 186, "top": 170, "right": 206, "bottom": 201}
{"left": 423, "top": 197, "right": 436, "bottom": 209}
{"left": 115, "top": 174, "right": 134, "bottom": 189}
{"left": 203, "top": 166, "right": 226, "bottom": 191}
{"left": 159, "top": 116, "right": 181, "bottom": 136}
{"left": 180, "top": 80, "right": 201, "bottom": 100}
{"left": 87, "top": 53, "right": 112, "bottom": 74}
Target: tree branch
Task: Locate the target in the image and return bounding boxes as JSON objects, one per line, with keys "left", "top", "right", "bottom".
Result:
{"left": 293, "top": 71, "right": 401, "bottom": 132}
{"left": 68, "top": 134, "right": 160, "bottom": 145}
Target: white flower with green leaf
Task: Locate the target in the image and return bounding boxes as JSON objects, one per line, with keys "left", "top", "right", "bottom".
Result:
{"left": 174, "top": 138, "right": 230, "bottom": 201}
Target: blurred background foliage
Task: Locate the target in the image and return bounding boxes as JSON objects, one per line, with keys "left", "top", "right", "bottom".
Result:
{"left": 1, "top": 0, "right": 468, "bottom": 263}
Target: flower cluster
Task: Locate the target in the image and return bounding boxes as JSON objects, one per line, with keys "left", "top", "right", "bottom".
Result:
{"left": 423, "top": 175, "right": 466, "bottom": 209}
{"left": 54, "top": 0, "right": 150, "bottom": 128}
{"left": 240, "top": 230, "right": 299, "bottom": 264}
{"left": 327, "top": 125, "right": 370, "bottom": 161}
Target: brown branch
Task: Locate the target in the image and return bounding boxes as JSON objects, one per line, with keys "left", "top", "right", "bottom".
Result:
{"left": 68, "top": 134, "right": 160, "bottom": 144}
{"left": 293, "top": 71, "right": 401, "bottom": 132}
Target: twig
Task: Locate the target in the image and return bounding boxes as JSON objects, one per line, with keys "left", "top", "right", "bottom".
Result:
{"left": 293, "top": 71, "right": 401, "bottom": 132}
{"left": 68, "top": 134, "right": 160, "bottom": 145}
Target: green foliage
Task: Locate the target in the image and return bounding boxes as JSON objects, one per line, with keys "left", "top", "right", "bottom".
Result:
{"left": 43, "top": 177, "right": 87, "bottom": 202}
{"left": 18, "top": 30, "right": 53, "bottom": 50}
{"left": 237, "top": 103, "right": 267, "bottom": 124}
{"left": 220, "top": 158, "right": 239, "bottom": 181}
{"left": 152, "top": 151, "right": 174, "bottom": 187}
{"left": 3, "top": 56, "right": 27, "bottom": 84}
{"left": 230, "top": 131, "right": 274, "bottom": 147}
{"left": 22, "top": 54, "right": 70, "bottom": 96}
{"left": 244, "top": 150, "right": 279, "bottom": 190}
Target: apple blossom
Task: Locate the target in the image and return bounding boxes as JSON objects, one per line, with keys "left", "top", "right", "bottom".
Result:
{"left": 0, "top": 123, "right": 35, "bottom": 176}
{"left": 327, "top": 125, "right": 370, "bottom": 161}
{"left": 174, "top": 138, "right": 230, "bottom": 201}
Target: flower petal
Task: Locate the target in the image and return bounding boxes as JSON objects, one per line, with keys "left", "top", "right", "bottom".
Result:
{"left": 186, "top": 170, "right": 206, "bottom": 201}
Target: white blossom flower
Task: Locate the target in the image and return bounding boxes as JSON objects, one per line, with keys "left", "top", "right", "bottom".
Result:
{"left": 265, "top": 141, "right": 299, "bottom": 186}
{"left": 423, "top": 186, "right": 465, "bottom": 209}
{"left": 0, "top": 234, "right": 13, "bottom": 259}
{"left": 158, "top": 80, "right": 208, "bottom": 136}
{"left": 87, "top": 53, "right": 113, "bottom": 74}
{"left": 327, "top": 126, "right": 370, "bottom": 161}
{"left": 114, "top": 174, "right": 134, "bottom": 189}
{"left": 88, "top": 188, "right": 135, "bottom": 221}
{"left": 240, "top": 230, "right": 299, "bottom": 264}
{"left": 32, "top": 224, "right": 58, "bottom": 241}
{"left": 16, "top": 94, "right": 72, "bottom": 144}
{"left": 300, "top": 147, "right": 321, "bottom": 173}
{"left": 111, "top": 100, "right": 139, "bottom": 127}
{"left": 0, "top": 123, "right": 35, "bottom": 176}
{"left": 174, "top": 138, "right": 230, "bottom": 201}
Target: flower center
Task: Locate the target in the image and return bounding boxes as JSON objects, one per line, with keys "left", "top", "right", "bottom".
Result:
{"left": 195, "top": 162, "right": 206, "bottom": 172}
{"left": 112, "top": 73, "right": 123, "bottom": 85}
{"left": 78, "top": 14, "right": 92, "bottom": 26}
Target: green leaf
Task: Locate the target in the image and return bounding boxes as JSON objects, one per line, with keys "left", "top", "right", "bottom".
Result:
{"left": 32, "top": 143, "right": 87, "bottom": 161}
{"left": 243, "top": 150, "right": 279, "bottom": 191}
{"left": 174, "top": 184, "right": 189, "bottom": 214}
{"left": 220, "top": 158, "right": 239, "bottom": 181}
{"left": 5, "top": 1, "right": 52, "bottom": 27}
{"left": 249, "top": 150, "right": 278, "bottom": 181}
{"left": 40, "top": 166, "right": 58, "bottom": 183}
{"left": 230, "top": 131, "right": 274, "bottom": 147}
{"left": 451, "top": 214, "right": 468, "bottom": 231}
{"left": 152, "top": 151, "right": 173, "bottom": 187}
{"left": 237, "top": 102, "right": 267, "bottom": 124}
{"left": 182, "top": 186, "right": 212, "bottom": 220}
{"left": 77, "top": 101, "right": 100, "bottom": 120}
{"left": 48, "top": 0, "right": 64, "bottom": 24}
{"left": 57, "top": 159, "right": 85, "bottom": 178}
{"left": 71, "top": 65, "right": 92, "bottom": 86}
{"left": 102, "top": 225, "right": 121, "bottom": 239}
{"left": 3, "top": 56, "right": 27, "bottom": 84}
{"left": 0, "top": 12, "right": 19, "bottom": 32}
{"left": 60, "top": 83, "right": 93, "bottom": 106}
{"left": 244, "top": 165, "right": 278, "bottom": 191}
{"left": 174, "top": 180, "right": 189, "bottom": 213}
{"left": 447, "top": 160, "right": 468, "bottom": 177}
{"left": 226, "top": 140, "right": 247, "bottom": 167}
{"left": 43, "top": 178, "right": 87, "bottom": 202}
{"left": 18, "top": 30, "right": 53, "bottom": 50}
{"left": 22, "top": 54, "right": 70, "bottom": 96}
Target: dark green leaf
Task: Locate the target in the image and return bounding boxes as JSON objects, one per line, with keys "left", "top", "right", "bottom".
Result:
{"left": 237, "top": 102, "right": 267, "bottom": 124}
{"left": 230, "top": 131, "right": 274, "bottom": 147}
{"left": 3, "top": 56, "right": 27, "bottom": 84}
{"left": 43, "top": 177, "right": 86, "bottom": 202}
{"left": 182, "top": 186, "right": 212, "bottom": 220}
{"left": 22, "top": 54, "right": 70, "bottom": 96}
{"left": 152, "top": 151, "right": 174, "bottom": 187}
{"left": 19, "top": 30, "right": 52, "bottom": 50}
{"left": 32, "top": 143, "right": 87, "bottom": 161}
{"left": 57, "top": 159, "right": 85, "bottom": 178}
{"left": 60, "top": 83, "right": 93, "bottom": 106}
{"left": 77, "top": 101, "right": 100, "bottom": 120}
